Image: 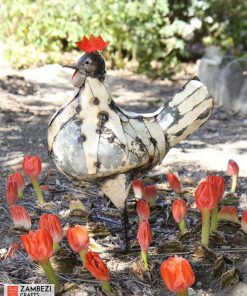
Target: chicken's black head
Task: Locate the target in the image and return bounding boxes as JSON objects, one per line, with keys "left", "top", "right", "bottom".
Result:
{"left": 78, "top": 52, "right": 106, "bottom": 80}
{"left": 64, "top": 52, "right": 106, "bottom": 88}
{"left": 63, "top": 35, "right": 109, "bottom": 88}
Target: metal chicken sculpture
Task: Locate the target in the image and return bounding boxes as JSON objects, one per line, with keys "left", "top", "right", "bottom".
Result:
{"left": 48, "top": 35, "right": 213, "bottom": 242}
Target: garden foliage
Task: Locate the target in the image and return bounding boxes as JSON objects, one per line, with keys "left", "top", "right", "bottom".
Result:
{"left": 0, "top": 0, "right": 245, "bottom": 74}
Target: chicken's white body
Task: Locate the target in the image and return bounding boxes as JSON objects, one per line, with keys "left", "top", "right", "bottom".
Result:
{"left": 48, "top": 76, "right": 213, "bottom": 208}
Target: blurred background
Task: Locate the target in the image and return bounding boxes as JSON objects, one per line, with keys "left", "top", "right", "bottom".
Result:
{"left": 0, "top": 0, "right": 246, "bottom": 75}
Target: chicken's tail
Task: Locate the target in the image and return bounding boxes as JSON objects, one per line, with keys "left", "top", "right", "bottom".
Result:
{"left": 156, "top": 77, "right": 213, "bottom": 148}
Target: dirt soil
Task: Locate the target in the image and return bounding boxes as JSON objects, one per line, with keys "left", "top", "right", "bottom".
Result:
{"left": 0, "top": 60, "right": 247, "bottom": 296}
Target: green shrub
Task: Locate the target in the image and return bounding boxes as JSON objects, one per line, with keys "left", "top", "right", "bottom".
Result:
{"left": 193, "top": 0, "right": 247, "bottom": 54}
{"left": 0, "top": 0, "right": 84, "bottom": 67}
{"left": 0, "top": 0, "right": 245, "bottom": 75}
{"left": 0, "top": 0, "right": 193, "bottom": 75}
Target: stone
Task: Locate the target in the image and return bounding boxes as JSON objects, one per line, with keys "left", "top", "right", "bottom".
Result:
{"left": 198, "top": 46, "right": 247, "bottom": 113}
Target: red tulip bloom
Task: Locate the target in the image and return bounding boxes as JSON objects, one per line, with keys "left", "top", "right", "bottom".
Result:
{"left": 66, "top": 225, "right": 90, "bottom": 253}
{"left": 195, "top": 180, "right": 218, "bottom": 211}
{"left": 166, "top": 173, "right": 181, "bottom": 194}
{"left": 21, "top": 229, "right": 53, "bottom": 262}
{"left": 39, "top": 214, "right": 63, "bottom": 244}
{"left": 218, "top": 206, "right": 238, "bottom": 223}
{"left": 85, "top": 251, "right": 110, "bottom": 281}
{"left": 136, "top": 199, "right": 150, "bottom": 221}
{"left": 227, "top": 159, "right": 239, "bottom": 176}
{"left": 132, "top": 179, "right": 144, "bottom": 199}
{"left": 137, "top": 220, "right": 153, "bottom": 269}
{"left": 10, "top": 205, "right": 31, "bottom": 230}
{"left": 206, "top": 175, "right": 225, "bottom": 203}
{"left": 8, "top": 172, "right": 25, "bottom": 197}
{"left": 22, "top": 155, "right": 44, "bottom": 204}
{"left": 227, "top": 159, "right": 239, "bottom": 193}
{"left": 137, "top": 220, "right": 153, "bottom": 252}
{"left": 241, "top": 211, "right": 247, "bottom": 233}
{"left": 143, "top": 185, "right": 157, "bottom": 206}
{"left": 22, "top": 155, "right": 42, "bottom": 177}
{"left": 172, "top": 199, "right": 187, "bottom": 223}
{"left": 195, "top": 179, "right": 219, "bottom": 246}
{"left": 160, "top": 256, "right": 195, "bottom": 293}
{"left": 85, "top": 251, "right": 112, "bottom": 294}
{"left": 6, "top": 180, "right": 18, "bottom": 205}
{"left": 205, "top": 176, "right": 225, "bottom": 233}
{"left": 21, "top": 229, "right": 59, "bottom": 286}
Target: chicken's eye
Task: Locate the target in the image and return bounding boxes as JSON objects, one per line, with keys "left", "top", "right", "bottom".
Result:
{"left": 85, "top": 59, "right": 92, "bottom": 65}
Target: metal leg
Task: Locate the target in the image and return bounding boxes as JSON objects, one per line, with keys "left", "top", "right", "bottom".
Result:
{"left": 121, "top": 206, "right": 130, "bottom": 251}
{"left": 100, "top": 173, "right": 132, "bottom": 251}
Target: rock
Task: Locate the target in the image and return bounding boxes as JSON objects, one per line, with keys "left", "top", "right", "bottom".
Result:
{"left": 198, "top": 46, "right": 247, "bottom": 113}
{"left": 239, "top": 70, "right": 247, "bottom": 113}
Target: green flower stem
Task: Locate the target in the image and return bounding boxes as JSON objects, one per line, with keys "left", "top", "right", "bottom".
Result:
{"left": 201, "top": 209, "right": 211, "bottom": 246}
{"left": 178, "top": 289, "right": 189, "bottom": 296}
{"left": 178, "top": 219, "right": 187, "bottom": 234}
{"left": 31, "top": 177, "right": 44, "bottom": 204}
{"left": 100, "top": 281, "right": 112, "bottom": 295}
{"left": 141, "top": 250, "right": 148, "bottom": 270}
{"left": 79, "top": 248, "right": 88, "bottom": 265}
{"left": 149, "top": 199, "right": 156, "bottom": 208}
{"left": 210, "top": 205, "right": 218, "bottom": 233}
{"left": 18, "top": 191, "right": 23, "bottom": 198}
{"left": 53, "top": 242, "right": 59, "bottom": 252}
{"left": 39, "top": 259, "right": 59, "bottom": 288}
{"left": 231, "top": 174, "right": 238, "bottom": 193}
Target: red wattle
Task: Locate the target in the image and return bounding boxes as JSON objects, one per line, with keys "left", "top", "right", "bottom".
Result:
{"left": 72, "top": 69, "right": 78, "bottom": 79}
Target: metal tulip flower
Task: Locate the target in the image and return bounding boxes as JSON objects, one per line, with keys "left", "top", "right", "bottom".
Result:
{"left": 136, "top": 199, "right": 150, "bottom": 222}
{"left": 23, "top": 155, "right": 44, "bottom": 204}
{"left": 137, "top": 220, "right": 153, "bottom": 270}
{"left": 6, "top": 180, "right": 18, "bottom": 205}
{"left": 39, "top": 214, "right": 63, "bottom": 251}
{"left": 8, "top": 172, "right": 25, "bottom": 198}
{"left": 85, "top": 251, "right": 112, "bottom": 295}
{"left": 48, "top": 34, "right": 213, "bottom": 247}
{"left": 172, "top": 198, "right": 188, "bottom": 234}
{"left": 21, "top": 229, "right": 59, "bottom": 288}
{"left": 10, "top": 205, "right": 31, "bottom": 230}
{"left": 66, "top": 224, "right": 90, "bottom": 264}
{"left": 161, "top": 256, "right": 195, "bottom": 296}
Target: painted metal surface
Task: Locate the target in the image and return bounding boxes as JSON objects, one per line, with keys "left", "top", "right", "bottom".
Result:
{"left": 48, "top": 74, "right": 213, "bottom": 208}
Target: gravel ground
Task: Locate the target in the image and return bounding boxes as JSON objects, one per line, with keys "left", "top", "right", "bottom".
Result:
{"left": 0, "top": 58, "right": 247, "bottom": 295}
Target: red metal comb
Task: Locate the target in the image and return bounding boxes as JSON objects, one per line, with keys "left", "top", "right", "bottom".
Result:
{"left": 75, "top": 35, "right": 109, "bottom": 53}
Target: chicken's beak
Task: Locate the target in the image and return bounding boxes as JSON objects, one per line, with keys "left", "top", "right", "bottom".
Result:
{"left": 63, "top": 63, "right": 86, "bottom": 88}
{"left": 63, "top": 64, "right": 77, "bottom": 70}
